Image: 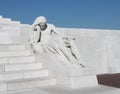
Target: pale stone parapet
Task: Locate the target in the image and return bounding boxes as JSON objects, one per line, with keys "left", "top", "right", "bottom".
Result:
{"left": 7, "top": 77, "right": 56, "bottom": 91}
{"left": 9, "top": 37, "right": 21, "bottom": 44}
{"left": 57, "top": 27, "right": 120, "bottom": 37}
{"left": 0, "top": 55, "right": 36, "bottom": 64}
{"left": 11, "top": 21, "right": 20, "bottom": 24}
{"left": 3, "top": 18, "right": 11, "bottom": 21}
{"left": 0, "top": 32, "right": 12, "bottom": 44}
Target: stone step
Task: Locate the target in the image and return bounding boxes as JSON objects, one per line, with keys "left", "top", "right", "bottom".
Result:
{"left": 0, "top": 77, "right": 56, "bottom": 91}
{"left": 0, "top": 50, "right": 30, "bottom": 57}
{"left": 0, "top": 44, "right": 25, "bottom": 51}
{"left": 0, "top": 19, "right": 20, "bottom": 25}
{"left": 0, "top": 55, "right": 36, "bottom": 64}
{"left": 0, "top": 83, "right": 6, "bottom": 91}
{"left": 0, "top": 69, "right": 49, "bottom": 81}
{"left": 56, "top": 75, "right": 98, "bottom": 89}
{"left": 70, "top": 75, "right": 98, "bottom": 89}
{"left": 0, "top": 18, "right": 11, "bottom": 22}
{"left": 4, "top": 62, "right": 42, "bottom": 72}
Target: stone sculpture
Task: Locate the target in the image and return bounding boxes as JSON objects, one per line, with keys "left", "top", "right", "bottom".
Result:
{"left": 30, "top": 16, "right": 85, "bottom": 71}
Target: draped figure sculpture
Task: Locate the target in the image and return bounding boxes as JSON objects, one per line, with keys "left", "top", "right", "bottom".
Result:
{"left": 30, "top": 16, "right": 85, "bottom": 71}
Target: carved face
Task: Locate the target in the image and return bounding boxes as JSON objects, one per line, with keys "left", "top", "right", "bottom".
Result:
{"left": 38, "top": 22, "right": 47, "bottom": 30}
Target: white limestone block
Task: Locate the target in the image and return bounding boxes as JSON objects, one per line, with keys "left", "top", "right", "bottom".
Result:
{"left": 0, "top": 72, "right": 23, "bottom": 81}
{"left": 20, "top": 24, "right": 31, "bottom": 44}
{"left": 8, "top": 55, "right": 36, "bottom": 64}
{"left": 7, "top": 77, "right": 56, "bottom": 91}
{"left": 0, "top": 83, "right": 7, "bottom": 91}
{"left": 4, "top": 18, "right": 11, "bottom": 21}
{"left": 0, "top": 45, "right": 9, "bottom": 51}
{"left": 0, "top": 69, "right": 49, "bottom": 81}
{"left": 2, "top": 25, "right": 20, "bottom": 31}
{"left": 8, "top": 45, "right": 25, "bottom": 50}
{"left": 0, "top": 57, "right": 8, "bottom": 64}
{"left": 56, "top": 75, "right": 98, "bottom": 89}
{"left": 71, "top": 75, "right": 98, "bottom": 89}
{"left": 10, "top": 37, "right": 21, "bottom": 44}
{"left": 6, "top": 30, "right": 20, "bottom": 37}
{"left": 24, "top": 69, "right": 49, "bottom": 79}
{"left": 0, "top": 32, "right": 12, "bottom": 44}
{"left": 0, "top": 64, "right": 5, "bottom": 72}
{"left": 5, "top": 63, "right": 42, "bottom": 71}
{"left": 108, "top": 65, "right": 120, "bottom": 73}
{"left": 0, "top": 56, "right": 36, "bottom": 64}
{"left": 0, "top": 44, "right": 25, "bottom": 51}
{"left": 0, "top": 50, "right": 30, "bottom": 57}
{"left": 75, "top": 37, "right": 107, "bottom": 74}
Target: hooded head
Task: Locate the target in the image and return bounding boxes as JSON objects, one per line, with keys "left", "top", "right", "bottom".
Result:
{"left": 33, "top": 16, "right": 47, "bottom": 26}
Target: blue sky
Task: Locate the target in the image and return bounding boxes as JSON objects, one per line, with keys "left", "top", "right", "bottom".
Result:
{"left": 0, "top": 0, "right": 120, "bottom": 30}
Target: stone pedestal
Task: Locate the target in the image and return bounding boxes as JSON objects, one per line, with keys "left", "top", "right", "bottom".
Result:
{"left": 56, "top": 75, "right": 98, "bottom": 89}
{"left": 0, "top": 32, "right": 11, "bottom": 44}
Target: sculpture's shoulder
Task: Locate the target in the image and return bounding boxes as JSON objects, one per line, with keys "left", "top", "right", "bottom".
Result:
{"left": 47, "top": 23, "right": 55, "bottom": 29}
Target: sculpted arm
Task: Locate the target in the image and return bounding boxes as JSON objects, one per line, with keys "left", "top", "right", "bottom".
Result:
{"left": 30, "top": 25, "right": 40, "bottom": 44}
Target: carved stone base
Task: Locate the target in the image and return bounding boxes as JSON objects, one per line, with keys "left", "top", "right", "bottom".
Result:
{"left": 56, "top": 75, "right": 98, "bottom": 89}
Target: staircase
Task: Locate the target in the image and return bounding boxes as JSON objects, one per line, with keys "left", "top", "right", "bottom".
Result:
{"left": 0, "top": 16, "right": 56, "bottom": 91}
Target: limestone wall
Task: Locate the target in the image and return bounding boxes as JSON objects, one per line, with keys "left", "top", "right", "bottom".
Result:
{"left": 0, "top": 16, "right": 21, "bottom": 44}
{"left": 57, "top": 28, "right": 120, "bottom": 74}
